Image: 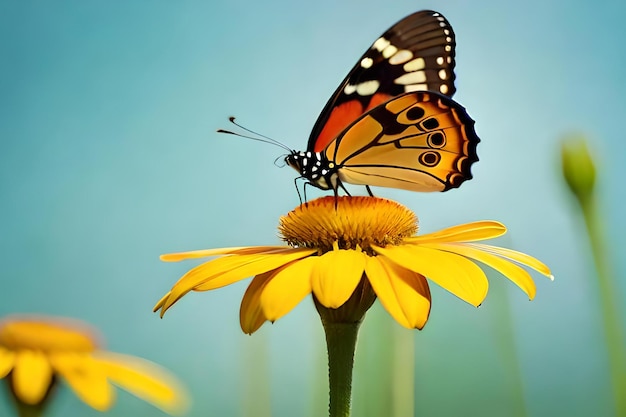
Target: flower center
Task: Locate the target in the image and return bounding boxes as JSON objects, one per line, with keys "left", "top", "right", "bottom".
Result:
{"left": 0, "top": 317, "right": 98, "bottom": 352}
{"left": 279, "top": 196, "right": 418, "bottom": 252}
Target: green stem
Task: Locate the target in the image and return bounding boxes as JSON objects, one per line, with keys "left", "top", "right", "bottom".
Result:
{"left": 490, "top": 278, "right": 528, "bottom": 417}
{"left": 391, "top": 325, "right": 414, "bottom": 417}
{"left": 321, "top": 320, "right": 361, "bottom": 417}
{"left": 581, "top": 196, "right": 626, "bottom": 415}
{"left": 14, "top": 402, "right": 45, "bottom": 417}
{"left": 242, "top": 330, "right": 271, "bottom": 417}
{"left": 313, "top": 278, "right": 376, "bottom": 417}
{"left": 5, "top": 375, "right": 54, "bottom": 417}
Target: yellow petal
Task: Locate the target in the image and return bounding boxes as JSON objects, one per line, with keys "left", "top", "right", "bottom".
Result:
{"left": 365, "top": 256, "right": 431, "bottom": 329}
{"left": 467, "top": 243, "right": 553, "bottom": 279}
{"left": 13, "top": 350, "right": 53, "bottom": 405}
{"left": 374, "top": 244, "right": 488, "bottom": 307}
{"left": 240, "top": 271, "right": 275, "bottom": 335}
{"left": 93, "top": 352, "right": 189, "bottom": 415}
{"left": 261, "top": 257, "right": 317, "bottom": 321}
{"left": 49, "top": 353, "right": 113, "bottom": 411}
{"left": 194, "top": 249, "right": 316, "bottom": 291}
{"left": 422, "top": 242, "right": 537, "bottom": 300}
{"left": 311, "top": 250, "right": 367, "bottom": 308}
{"left": 152, "top": 292, "right": 170, "bottom": 313}
{"left": 407, "top": 221, "right": 506, "bottom": 243}
{"left": 0, "top": 347, "right": 15, "bottom": 378}
{"left": 158, "top": 248, "right": 316, "bottom": 316}
{"left": 161, "top": 246, "right": 290, "bottom": 262}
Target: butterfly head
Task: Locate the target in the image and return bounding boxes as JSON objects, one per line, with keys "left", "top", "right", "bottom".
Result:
{"left": 285, "top": 151, "right": 338, "bottom": 191}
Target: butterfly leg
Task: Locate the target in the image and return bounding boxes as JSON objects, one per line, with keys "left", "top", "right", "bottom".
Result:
{"left": 303, "top": 181, "right": 312, "bottom": 207}
{"left": 332, "top": 186, "right": 339, "bottom": 210}
{"left": 365, "top": 185, "right": 374, "bottom": 197}
{"left": 293, "top": 177, "right": 304, "bottom": 206}
{"left": 333, "top": 180, "right": 353, "bottom": 209}
{"left": 338, "top": 181, "right": 351, "bottom": 197}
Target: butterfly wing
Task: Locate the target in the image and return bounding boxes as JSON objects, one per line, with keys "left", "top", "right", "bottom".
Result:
{"left": 324, "top": 91, "right": 479, "bottom": 192}
{"left": 308, "top": 10, "right": 457, "bottom": 153}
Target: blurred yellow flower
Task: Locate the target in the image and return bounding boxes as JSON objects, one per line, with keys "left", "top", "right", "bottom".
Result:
{"left": 0, "top": 315, "right": 188, "bottom": 415}
{"left": 155, "top": 196, "right": 552, "bottom": 333}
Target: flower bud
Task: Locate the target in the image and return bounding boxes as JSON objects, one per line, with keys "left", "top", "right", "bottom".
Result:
{"left": 561, "top": 136, "right": 596, "bottom": 203}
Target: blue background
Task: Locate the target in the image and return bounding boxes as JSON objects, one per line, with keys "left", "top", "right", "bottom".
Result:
{"left": 1, "top": 0, "right": 625, "bottom": 416}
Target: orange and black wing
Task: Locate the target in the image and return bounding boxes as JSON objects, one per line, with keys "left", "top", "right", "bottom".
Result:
{"left": 307, "top": 10, "right": 457, "bottom": 153}
{"left": 324, "top": 91, "right": 479, "bottom": 192}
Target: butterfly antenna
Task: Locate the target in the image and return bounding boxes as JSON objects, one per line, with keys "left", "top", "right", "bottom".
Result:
{"left": 274, "top": 154, "right": 288, "bottom": 168}
{"left": 217, "top": 117, "right": 292, "bottom": 153}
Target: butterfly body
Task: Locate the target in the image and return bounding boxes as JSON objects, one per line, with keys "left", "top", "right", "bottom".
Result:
{"left": 287, "top": 10, "right": 480, "bottom": 197}
{"left": 285, "top": 151, "right": 339, "bottom": 191}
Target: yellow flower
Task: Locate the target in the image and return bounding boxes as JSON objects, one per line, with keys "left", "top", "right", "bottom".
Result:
{"left": 155, "top": 196, "right": 552, "bottom": 333}
{"left": 0, "top": 315, "right": 188, "bottom": 415}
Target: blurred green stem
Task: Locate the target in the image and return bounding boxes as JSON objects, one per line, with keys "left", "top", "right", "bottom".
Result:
{"left": 242, "top": 331, "right": 271, "bottom": 417}
{"left": 491, "top": 278, "right": 528, "bottom": 417}
{"left": 5, "top": 379, "right": 49, "bottom": 417}
{"left": 562, "top": 136, "right": 625, "bottom": 414}
{"left": 580, "top": 195, "right": 626, "bottom": 415}
{"left": 14, "top": 402, "right": 44, "bottom": 417}
{"left": 391, "top": 325, "right": 414, "bottom": 417}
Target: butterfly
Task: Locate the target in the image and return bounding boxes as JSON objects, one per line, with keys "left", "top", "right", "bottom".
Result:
{"left": 284, "top": 10, "right": 479, "bottom": 197}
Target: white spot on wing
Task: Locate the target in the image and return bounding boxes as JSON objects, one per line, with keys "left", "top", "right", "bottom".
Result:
{"left": 403, "top": 57, "right": 426, "bottom": 72}
{"left": 373, "top": 37, "right": 390, "bottom": 52}
{"left": 356, "top": 80, "right": 380, "bottom": 96}
{"left": 360, "top": 57, "right": 373, "bottom": 68}
{"left": 344, "top": 84, "right": 357, "bottom": 95}
{"left": 445, "top": 45, "right": 452, "bottom": 52}
{"left": 382, "top": 45, "right": 398, "bottom": 59}
{"left": 395, "top": 71, "right": 426, "bottom": 85}
{"left": 444, "top": 29, "right": 450, "bottom": 35}
{"left": 440, "top": 84, "right": 449, "bottom": 94}
{"left": 438, "top": 69, "right": 447, "bottom": 80}
{"left": 446, "top": 56, "right": 452, "bottom": 64}
{"left": 436, "top": 56, "right": 444, "bottom": 65}
{"left": 404, "top": 83, "right": 428, "bottom": 92}
{"left": 389, "top": 49, "right": 413, "bottom": 65}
